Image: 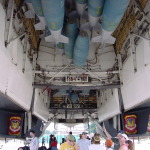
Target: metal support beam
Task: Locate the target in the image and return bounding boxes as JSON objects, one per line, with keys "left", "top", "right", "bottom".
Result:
{"left": 65, "top": 109, "right": 67, "bottom": 119}
{"left": 41, "top": 65, "right": 70, "bottom": 93}
{"left": 34, "top": 83, "right": 120, "bottom": 90}
{"left": 100, "top": 90, "right": 104, "bottom": 105}
{"left": 48, "top": 64, "right": 70, "bottom": 82}
{"left": 117, "top": 54, "right": 123, "bottom": 85}
{"left": 24, "top": 112, "right": 28, "bottom": 134}
{"left": 27, "top": 111, "right": 32, "bottom": 131}
{"left": 113, "top": 116, "right": 117, "bottom": 129}
{"left": 117, "top": 115, "right": 121, "bottom": 131}
{"left": 34, "top": 70, "right": 119, "bottom": 76}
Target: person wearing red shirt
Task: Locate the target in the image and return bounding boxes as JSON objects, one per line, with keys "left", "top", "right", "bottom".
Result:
{"left": 51, "top": 137, "right": 57, "bottom": 150}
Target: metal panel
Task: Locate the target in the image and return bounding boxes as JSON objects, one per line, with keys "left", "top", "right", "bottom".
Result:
{"left": 0, "top": 44, "right": 10, "bottom": 94}
{"left": 97, "top": 88, "right": 120, "bottom": 122}
{"left": 33, "top": 89, "right": 49, "bottom": 122}
{"left": 122, "top": 52, "right": 135, "bottom": 85}
{"left": 121, "top": 40, "right": 150, "bottom": 110}
{"left": 0, "top": 4, "right": 9, "bottom": 94}
{"left": 7, "top": 64, "right": 33, "bottom": 110}
{"left": 0, "top": 3, "right": 33, "bottom": 111}
{"left": 6, "top": 37, "right": 33, "bottom": 111}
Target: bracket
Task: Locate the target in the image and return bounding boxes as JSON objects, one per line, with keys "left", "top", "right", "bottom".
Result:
{"left": 130, "top": 33, "right": 137, "bottom": 73}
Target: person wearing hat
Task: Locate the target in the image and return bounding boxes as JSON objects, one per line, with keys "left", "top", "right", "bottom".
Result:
{"left": 29, "top": 130, "right": 39, "bottom": 150}
{"left": 59, "top": 134, "right": 80, "bottom": 150}
{"left": 104, "top": 132, "right": 130, "bottom": 150}
{"left": 89, "top": 133, "right": 105, "bottom": 150}
{"left": 77, "top": 132, "right": 90, "bottom": 150}
{"left": 105, "top": 139, "right": 113, "bottom": 150}
{"left": 118, "top": 133, "right": 129, "bottom": 150}
{"left": 103, "top": 127, "right": 126, "bottom": 150}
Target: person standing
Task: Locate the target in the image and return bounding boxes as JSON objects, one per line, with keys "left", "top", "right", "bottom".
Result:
{"left": 59, "top": 134, "right": 80, "bottom": 150}
{"left": 42, "top": 137, "right": 45, "bottom": 146}
{"left": 105, "top": 139, "right": 113, "bottom": 150}
{"left": 61, "top": 138, "right": 66, "bottom": 145}
{"left": 51, "top": 137, "right": 57, "bottom": 150}
{"left": 103, "top": 127, "right": 125, "bottom": 150}
{"left": 89, "top": 133, "right": 105, "bottom": 150}
{"left": 29, "top": 130, "right": 39, "bottom": 150}
{"left": 49, "top": 134, "right": 54, "bottom": 148}
{"left": 69, "top": 131, "right": 73, "bottom": 135}
{"left": 118, "top": 134, "right": 129, "bottom": 150}
{"left": 77, "top": 132, "right": 90, "bottom": 150}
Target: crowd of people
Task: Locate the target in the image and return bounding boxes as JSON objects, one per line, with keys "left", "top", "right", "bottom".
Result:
{"left": 18, "top": 129, "right": 134, "bottom": 150}
{"left": 64, "top": 130, "right": 134, "bottom": 150}
{"left": 59, "top": 130, "right": 134, "bottom": 150}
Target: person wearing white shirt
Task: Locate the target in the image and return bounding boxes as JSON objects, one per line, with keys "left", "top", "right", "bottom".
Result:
{"left": 77, "top": 132, "right": 91, "bottom": 150}
{"left": 29, "top": 130, "right": 39, "bottom": 150}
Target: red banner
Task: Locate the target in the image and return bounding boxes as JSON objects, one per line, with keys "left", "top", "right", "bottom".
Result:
{"left": 147, "top": 115, "right": 150, "bottom": 132}
{"left": 8, "top": 116, "right": 21, "bottom": 136}
{"left": 124, "top": 114, "right": 137, "bottom": 134}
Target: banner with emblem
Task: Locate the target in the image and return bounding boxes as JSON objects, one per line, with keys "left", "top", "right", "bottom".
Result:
{"left": 124, "top": 114, "right": 137, "bottom": 134}
{"left": 147, "top": 115, "right": 150, "bottom": 132}
{"left": 8, "top": 116, "right": 21, "bottom": 136}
